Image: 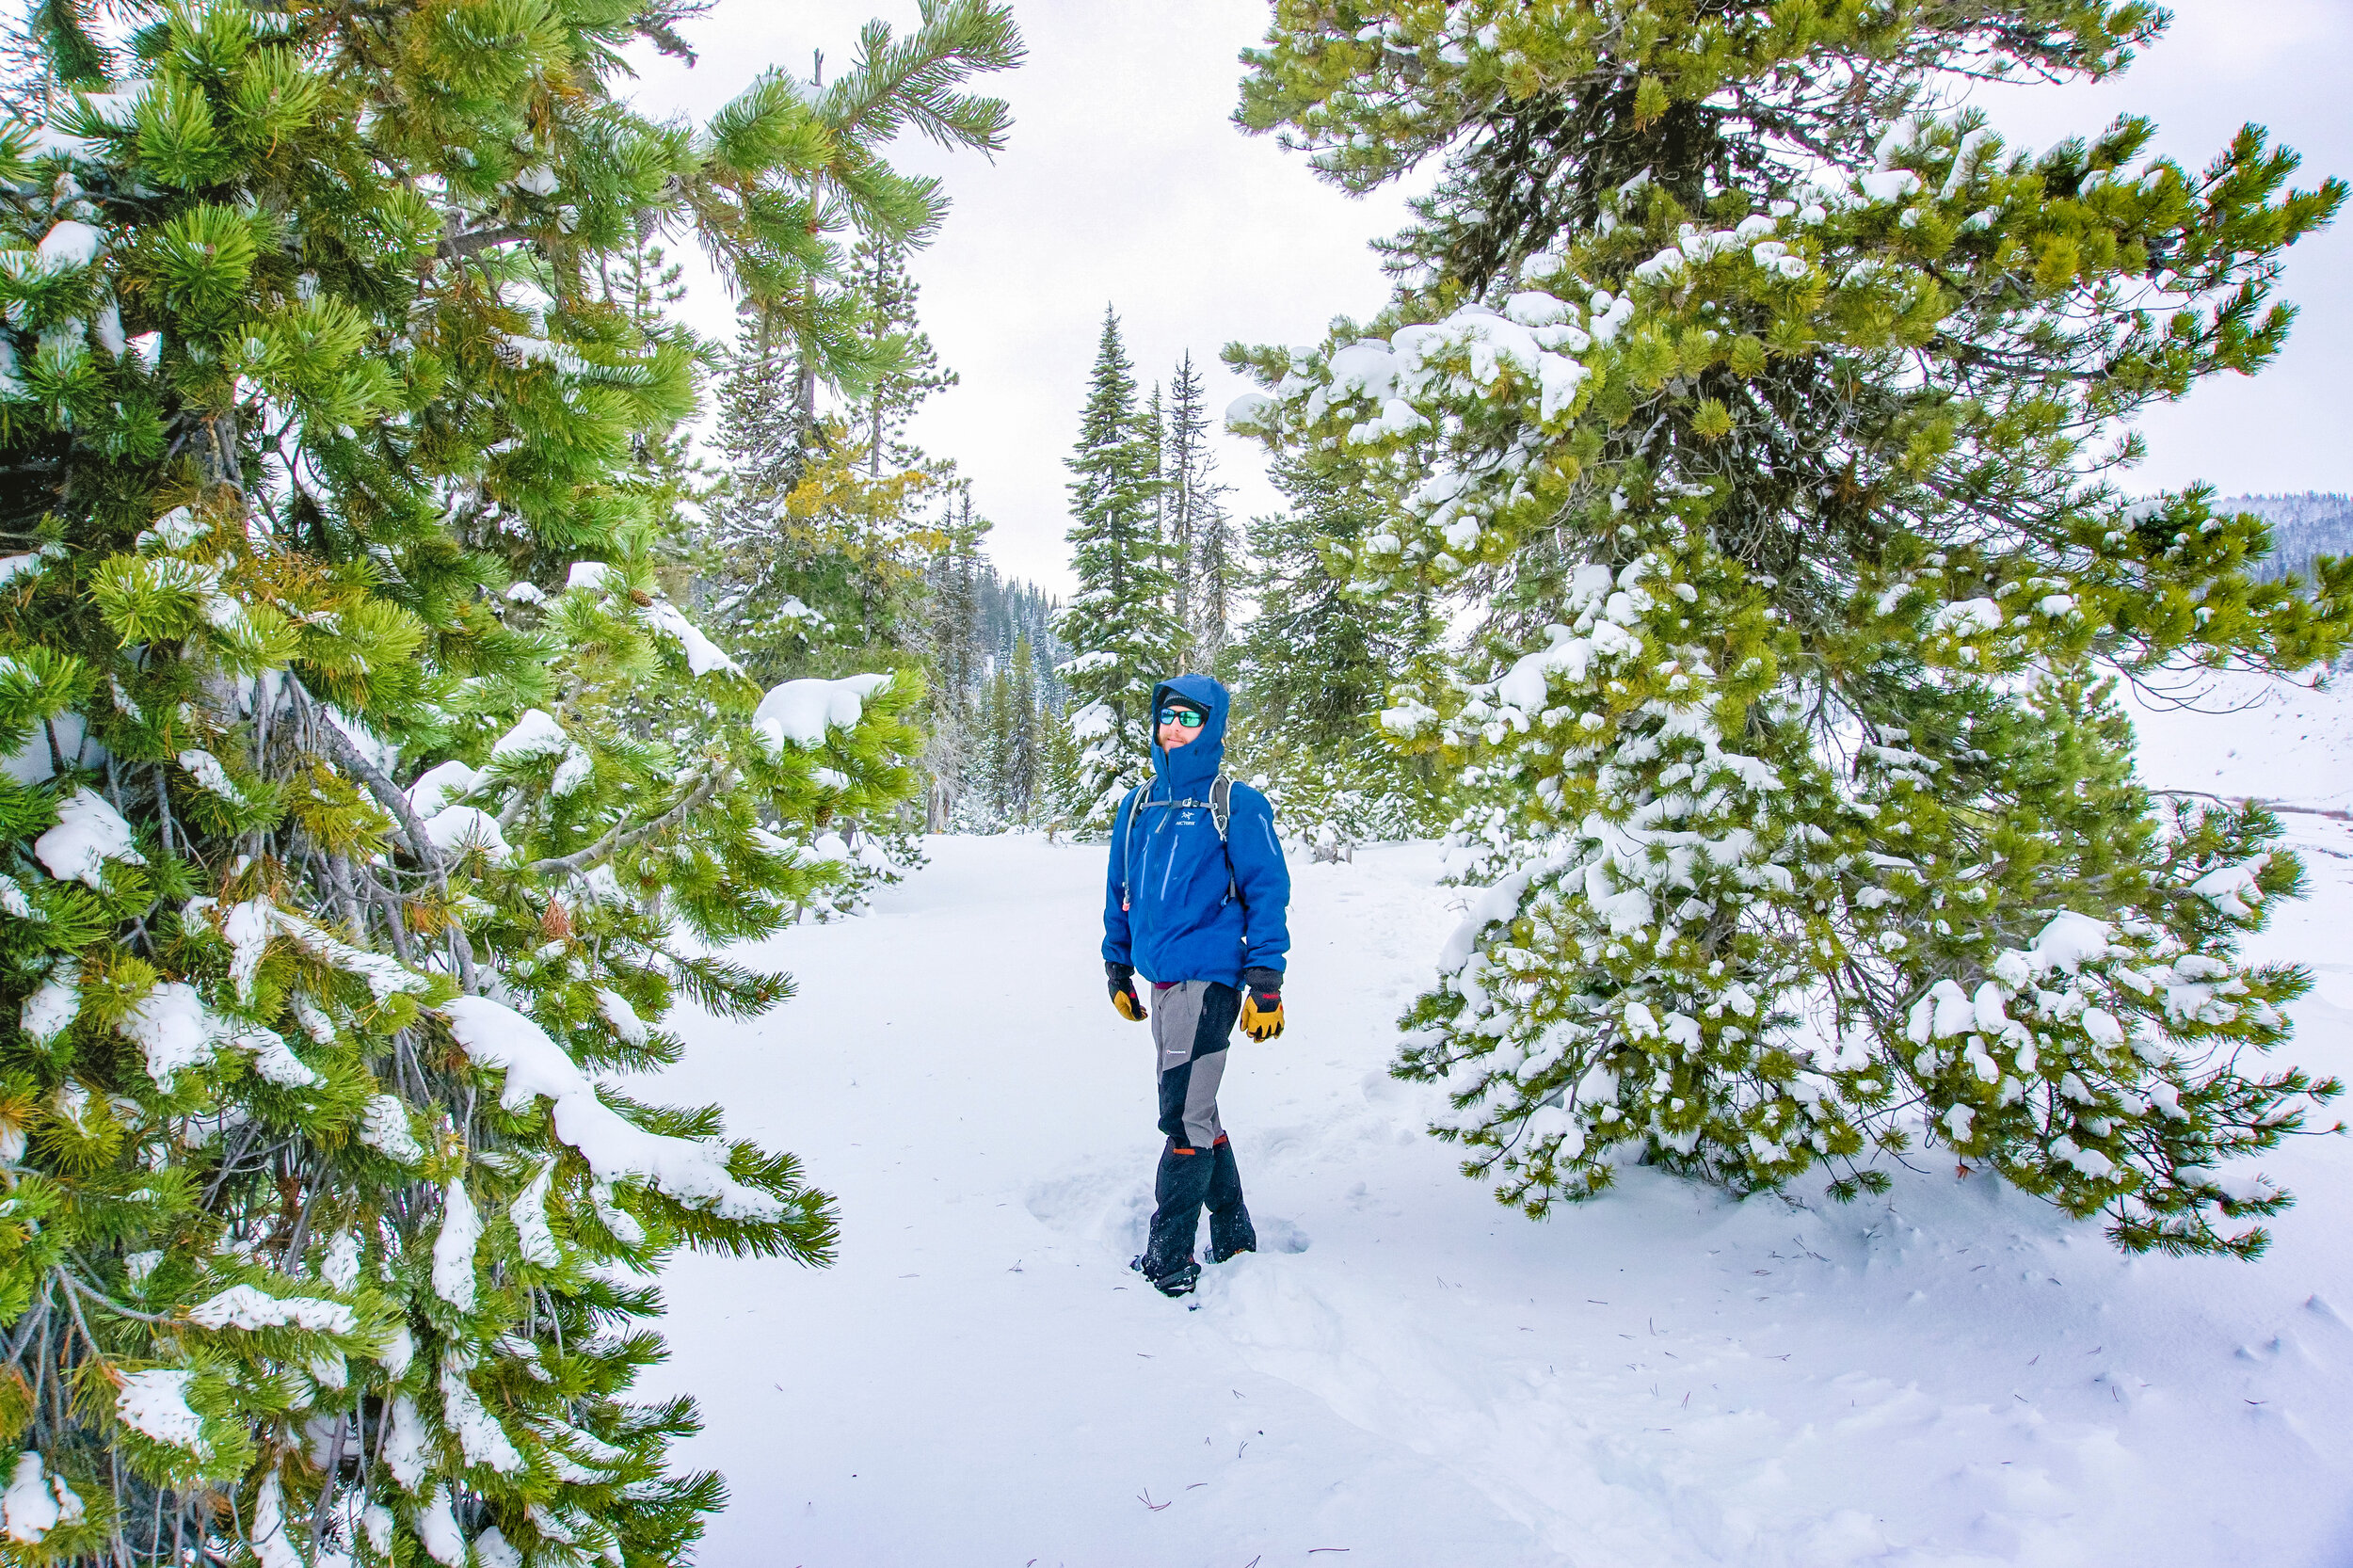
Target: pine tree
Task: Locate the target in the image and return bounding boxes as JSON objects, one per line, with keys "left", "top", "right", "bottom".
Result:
{"left": 0, "top": 2, "right": 1013, "bottom": 1563}
{"left": 1234, "top": 3, "right": 2349, "bottom": 1256}
{"left": 965, "top": 662, "right": 1013, "bottom": 829}
{"left": 703, "top": 310, "right": 824, "bottom": 651}
{"left": 707, "top": 221, "right": 965, "bottom": 735}
{"left": 1003, "top": 630, "right": 1043, "bottom": 824}
{"left": 1056, "top": 309, "right": 1177, "bottom": 826}
{"left": 1037, "top": 703, "right": 1085, "bottom": 840}
{"left": 708, "top": 417, "right": 947, "bottom": 683}
{"left": 976, "top": 570, "right": 1069, "bottom": 710}
{"left": 918, "top": 492, "right": 987, "bottom": 829}
{"left": 1229, "top": 456, "right": 1446, "bottom": 847}
{"left": 1191, "top": 487, "right": 1240, "bottom": 676}
{"left": 1163, "top": 354, "right": 1239, "bottom": 668}
{"left": 850, "top": 237, "right": 956, "bottom": 483}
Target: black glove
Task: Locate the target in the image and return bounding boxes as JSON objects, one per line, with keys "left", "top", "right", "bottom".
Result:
{"left": 1240, "top": 967, "right": 1284, "bottom": 1041}
{"left": 1107, "top": 961, "right": 1146, "bottom": 1022}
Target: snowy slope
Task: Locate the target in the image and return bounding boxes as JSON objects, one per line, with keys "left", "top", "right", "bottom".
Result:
{"left": 640, "top": 825, "right": 2353, "bottom": 1567}
{"left": 2122, "top": 664, "right": 2353, "bottom": 813}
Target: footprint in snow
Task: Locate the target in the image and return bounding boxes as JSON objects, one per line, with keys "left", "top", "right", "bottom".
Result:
{"left": 1255, "top": 1216, "right": 1313, "bottom": 1255}
{"left": 1023, "top": 1164, "right": 1150, "bottom": 1250}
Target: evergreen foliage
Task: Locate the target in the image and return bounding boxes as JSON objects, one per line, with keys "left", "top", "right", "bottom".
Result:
{"left": 1233, "top": 1, "right": 2348, "bottom": 1256}
{"left": 0, "top": 2, "right": 1011, "bottom": 1564}
{"left": 1057, "top": 308, "right": 1177, "bottom": 827}
{"left": 703, "top": 216, "right": 966, "bottom": 856}
{"left": 848, "top": 235, "right": 956, "bottom": 482}
{"left": 1230, "top": 456, "right": 1449, "bottom": 849}
{"left": 957, "top": 632, "right": 1054, "bottom": 830}
{"left": 972, "top": 569, "right": 1068, "bottom": 707}
{"left": 2228, "top": 493, "right": 2353, "bottom": 587}
{"left": 904, "top": 518, "right": 1065, "bottom": 832}
{"left": 702, "top": 312, "right": 817, "bottom": 642}
{"left": 1162, "top": 354, "right": 1239, "bottom": 671}
{"left": 913, "top": 491, "right": 984, "bottom": 829}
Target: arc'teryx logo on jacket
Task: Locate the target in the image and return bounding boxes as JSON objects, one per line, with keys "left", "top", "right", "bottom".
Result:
{"left": 1102, "top": 674, "right": 1290, "bottom": 988}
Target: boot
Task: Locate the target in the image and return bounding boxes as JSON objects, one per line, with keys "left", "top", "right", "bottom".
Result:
{"left": 1131, "top": 1141, "right": 1211, "bottom": 1297}
{"left": 1206, "top": 1137, "right": 1257, "bottom": 1263}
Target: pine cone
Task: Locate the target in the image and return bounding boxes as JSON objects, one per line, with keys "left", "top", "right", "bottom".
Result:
{"left": 541, "top": 900, "right": 572, "bottom": 941}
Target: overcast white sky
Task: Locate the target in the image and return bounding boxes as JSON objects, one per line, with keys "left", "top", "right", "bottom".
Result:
{"left": 626, "top": 0, "right": 2353, "bottom": 595}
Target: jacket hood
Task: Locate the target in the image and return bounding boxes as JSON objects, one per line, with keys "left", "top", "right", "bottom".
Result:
{"left": 1149, "top": 673, "right": 1227, "bottom": 797}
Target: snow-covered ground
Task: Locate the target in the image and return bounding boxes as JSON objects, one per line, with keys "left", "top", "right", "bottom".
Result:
{"left": 639, "top": 682, "right": 2353, "bottom": 1567}
{"left": 2122, "top": 664, "right": 2353, "bottom": 814}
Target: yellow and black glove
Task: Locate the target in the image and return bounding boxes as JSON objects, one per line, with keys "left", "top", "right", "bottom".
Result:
{"left": 1108, "top": 962, "right": 1146, "bottom": 1022}
{"left": 1240, "top": 968, "right": 1285, "bottom": 1041}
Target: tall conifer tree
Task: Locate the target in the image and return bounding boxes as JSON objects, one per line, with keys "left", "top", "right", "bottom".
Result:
{"left": 1057, "top": 309, "right": 1176, "bottom": 825}
{"left": 849, "top": 236, "right": 956, "bottom": 482}
{"left": 1234, "top": 2, "right": 2348, "bottom": 1256}
{"left": 0, "top": 2, "right": 1016, "bottom": 1562}
{"left": 1231, "top": 456, "right": 1446, "bottom": 845}
{"left": 1163, "top": 354, "right": 1238, "bottom": 668}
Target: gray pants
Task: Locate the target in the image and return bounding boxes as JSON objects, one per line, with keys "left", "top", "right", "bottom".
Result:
{"left": 1139, "top": 980, "right": 1255, "bottom": 1281}
{"left": 1152, "top": 979, "right": 1241, "bottom": 1149}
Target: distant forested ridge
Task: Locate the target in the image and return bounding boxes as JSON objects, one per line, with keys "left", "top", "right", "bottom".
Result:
{"left": 2224, "top": 493, "right": 2353, "bottom": 583}
{"left": 975, "top": 568, "right": 1070, "bottom": 704}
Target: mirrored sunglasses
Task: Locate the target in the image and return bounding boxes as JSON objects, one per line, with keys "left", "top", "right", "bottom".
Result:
{"left": 1158, "top": 707, "right": 1207, "bottom": 729}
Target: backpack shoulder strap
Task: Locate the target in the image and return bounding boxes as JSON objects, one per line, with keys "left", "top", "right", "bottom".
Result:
{"left": 1212, "top": 774, "right": 1239, "bottom": 905}
{"left": 1114, "top": 785, "right": 1142, "bottom": 898}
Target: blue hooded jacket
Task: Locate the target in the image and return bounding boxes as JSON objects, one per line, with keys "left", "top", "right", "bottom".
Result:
{"left": 1102, "top": 674, "right": 1290, "bottom": 988}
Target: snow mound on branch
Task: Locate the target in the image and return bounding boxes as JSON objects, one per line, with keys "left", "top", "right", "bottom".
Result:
{"left": 415, "top": 1486, "right": 464, "bottom": 1567}
{"left": 117, "top": 983, "right": 218, "bottom": 1087}
{"left": 360, "top": 1095, "right": 424, "bottom": 1164}
{"left": 2024, "top": 911, "right": 2114, "bottom": 975}
{"left": 1328, "top": 340, "right": 1401, "bottom": 400}
{"left": 424, "top": 806, "right": 510, "bottom": 863}
{"left": 1503, "top": 291, "right": 1571, "bottom": 327}
{"left": 1225, "top": 392, "right": 1274, "bottom": 431}
{"left": 490, "top": 710, "right": 568, "bottom": 760}
{"left": 116, "top": 1368, "right": 208, "bottom": 1454}
{"left": 1, "top": 1449, "right": 81, "bottom": 1543}
{"left": 21, "top": 974, "right": 75, "bottom": 1046}
{"left": 185, "top": 1285, "right": 355, "bottom": 1334}
{"left": 1385, "top": 306, "right": 1590, "bottom": 421}
{"left": 16, "top": 127, "right": 98, "bottom": 164}
{"left": 175, "top": 749, "right": 243, "bottom": 804}
{"left": 647, "top": 600, "right": 744, "bottom": 678}
{"left": 35, "top": 789, "right": 143, "bottom": 888}
{"left": 381, "top": 1396, "right": 426, "bottom": 1487}
{"left": 596, "top": 987, "right": 647, "bottom": 1045}
{"left": 1859, "top": 168, "right": 1923, "bottom": 201}
{"left": 561, "top": 562, "right": 742, "bottom": 675}
{"left": 34, "top": 220, "right": 100, "bottom": 269}
{"left": 191, "top": 896, "right": 427, "bottom": 1004}
{"left": 408, "top": 760, "right": 481, "bottom": 816}
{"left": 439, "top": 996, "right": 783, "bottom": 1220}
{"left": 440, "top": 1351, "right": 523, "bottom": 1471}
{"left": 2192, "top": 854, "right": 2270, "bottom": 919}
{"left": 510, "top": 1161, "right": 561, "bottom": 1266}
{"left": 433, "top": 1181, "right": 481, "bottom": 1311}
{"left": 754, "top": 673, "right": 892, "bottom": 752}
{"left": 249, "top": 1473, "right": 304, "bottom": 1568}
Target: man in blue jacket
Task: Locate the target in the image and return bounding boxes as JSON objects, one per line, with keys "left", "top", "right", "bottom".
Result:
{"left": 1104, "top": 673, "right": 1291, "bottom": 1299}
